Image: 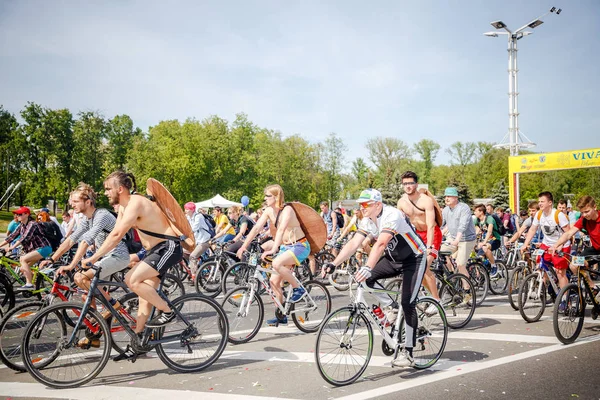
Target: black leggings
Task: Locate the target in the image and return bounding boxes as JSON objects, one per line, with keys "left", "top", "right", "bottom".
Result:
{"left": 365, "top": 254, "right": 426, "bottom": 349}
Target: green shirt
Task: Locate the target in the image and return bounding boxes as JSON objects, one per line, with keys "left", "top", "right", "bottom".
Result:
{"left": 476, "top": 215, "right": 501, "bottom": 242}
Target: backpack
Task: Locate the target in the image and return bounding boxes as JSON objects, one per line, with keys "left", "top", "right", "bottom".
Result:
{"left": 239, "top": 215, "right": 255, "bottom": 236}
{"left": 201, "top": 214, "right": 216, "bottom": 238}
{"left": 39, "top": 221, "right": 63, "bottom": 251}
{"left": 535, "top": 209, "right": 565, "bottom": 236}
{"left": 334, "top": 211, "right": 344, "bottom": 229}
{"left": 97, "top": 209, "right": 142, "bottom": 254}
{"left": 489, "top": 213, "right": 506, "bottom": 236}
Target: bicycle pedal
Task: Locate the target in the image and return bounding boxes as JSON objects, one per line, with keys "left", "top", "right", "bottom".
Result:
{"left": 113, "top": 346, "right": 137, "bottom": 363}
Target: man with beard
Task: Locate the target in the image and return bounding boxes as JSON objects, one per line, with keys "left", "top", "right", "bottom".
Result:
{"left": 40, "top": 182, "right": 129, "bottom": 347}
{"left": 397, "top": 171, "right": 442, "bottom": 306}
{"left": 82, "top": 171, "right": 183, "bottom": 332}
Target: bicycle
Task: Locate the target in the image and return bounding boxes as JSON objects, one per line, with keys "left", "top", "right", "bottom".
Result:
{"left": 1, "top": 249, "right": 55, "bottom": 301}
{"left": 518, "top": 248, "right": 569, "bottom": 323}
{"left": 194, "top": 241, "right": 238, "bottom": 297}
{"left": 314, "top": 276, "right": 448, "bottom": 386}
{"left": 21, "top": 263, "right": 229, "bottom": 389}
{"left": 0, "top": 272, "right": 15, "bottom": 314}
{"left": 328, "top": 246, "right": 366, "bottom": 292}
{"left": 553, "top": 254, "right": 600, "bottom": 344}
{"left": 468, "top": 253, "right": 508, "bottom": 296}
{"left": 222, "top": 256, "right": 331, "bottom": 344}
{"left": 507, "top": 244, "right": 535, "bottom": 310}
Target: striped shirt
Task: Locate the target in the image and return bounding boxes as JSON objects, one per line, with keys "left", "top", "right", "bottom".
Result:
{"left": 5, "top": 221, "right": 51, "bottom": 252}
{"left": 70, "top": 209, "right": 129, "bottom": 259}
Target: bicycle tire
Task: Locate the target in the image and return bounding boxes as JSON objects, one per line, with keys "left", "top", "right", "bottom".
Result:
{"left": 467, "top": 261, "right": 489, "bottom": 306}
{"left": 398, "top": 297, "right": 448, "bottom": 369}
{"left": 518, "top": 273, "right": 546, "bottom": 323}
{"left": 439, "top": 273, "right": 476, "bottom": 329}
{"left": 0, "top": 274, "right": 15, "bottom": 312}
{"left": 194, "top": 260, "right": 224, "bottom": 298}
{"left": 163, "top": 273, "right": 186, "bottom": 301}
{"left": 508, "top": 264, "right": 529, "bottom": 311}
{"left": 221, "top": 262, "right": 253, "bottom": 295}
{"left": 22, "top": 301, "right": 112, "bottom": 389}
{"left": 107, "top": 292, "right": 139, "bottom": 354}
{"left": 291, "top": 280, "right": 331, "bottom": 333}
{"left": 221, "top": 287, "right": 264, "bottom": 344}
{"left": 155, "top": 293, "right": 228, "bottom": 373}
{"left": 328, "top": 263, "right": 351, "bottom": 291}
{"left": 384, "top": 277, "right": 403, "bottom": 304}
{"left": 553, "top": 283, "right": 586, "bottom": 344}
{"left": 0, "top": 300, "right": 45, "bottom": 372}
{"left": 488, "top": 261, "right": 508, "bottom": 295}
{"left": 315, "top": 306, "right": 373, "bottom": 386}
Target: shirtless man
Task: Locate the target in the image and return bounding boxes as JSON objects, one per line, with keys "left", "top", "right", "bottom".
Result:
{"left": 82, "top": 171, "right": 183, "bottom": 333}
{"left": 237, "top": 184, "right": 310, "bottom": 326}
{"left": 397, "top": 171, "right": 442, "bottom": 301}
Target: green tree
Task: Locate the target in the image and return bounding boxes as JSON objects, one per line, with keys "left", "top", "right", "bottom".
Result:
{"left": 322, "top": 133, "right": 346, "bottom": 204}
{"left": 366, "top": 137, "right": 411, "bottom": 186}
{"left": 104, "top": 114, "right": 142, "bottom": 173}
{"left": 72, "top": 111, "right": 107, "bottom": 196}
{"left": 490, "top": 180, "right": 509, "bottom": 209}
{"left": 413, "top": 139, "right": 441, "bottom": 187}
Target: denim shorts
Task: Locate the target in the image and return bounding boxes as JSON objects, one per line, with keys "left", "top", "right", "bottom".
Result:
{"left": 36, "top": 246, "right": 52, "bottom": 259}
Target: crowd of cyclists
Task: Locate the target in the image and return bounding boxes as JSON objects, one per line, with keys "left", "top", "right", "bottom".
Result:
{"left": 1, "top": 168, "right": 599, "bottom": 388}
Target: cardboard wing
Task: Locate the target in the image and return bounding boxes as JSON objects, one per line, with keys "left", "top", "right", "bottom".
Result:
{"left": 288, "top": 202, "right": 326, "bottom": 255}
{"left": 146, "top": 178, "right": 195, "bottom": 252}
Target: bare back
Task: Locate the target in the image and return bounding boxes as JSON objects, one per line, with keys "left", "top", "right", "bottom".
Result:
{"left": 120, "top": 195, "right": 179, "bottom": 250}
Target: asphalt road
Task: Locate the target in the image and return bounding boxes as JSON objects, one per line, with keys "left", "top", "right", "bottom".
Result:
{"left": 1, "top": 278, "right": 600, "bottom": 400}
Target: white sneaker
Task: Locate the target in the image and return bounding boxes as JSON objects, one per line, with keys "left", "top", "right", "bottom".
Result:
{"left": 382, "top": 305, "right": 398, "bottom": 326}
{"left": 392, "top": 349, "right": 415, "bottom": 368}
{"left": 425, "top": 303, "right": 438, "bottom": 316}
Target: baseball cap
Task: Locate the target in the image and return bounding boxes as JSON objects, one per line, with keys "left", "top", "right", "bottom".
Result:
{"left": 40, "top": 207, "right": 50, "bottom": 213}
{"left": 356, "top": 189, "right": 382, "bottom": 203}
{"left": 184, "top": 202, "right": 196, "bottom": 211}
{"left": 444, "top": 187, "right": 459, "bottom": 197}
{"left": 12, "top": 206, "right": 31, "bottom": 215}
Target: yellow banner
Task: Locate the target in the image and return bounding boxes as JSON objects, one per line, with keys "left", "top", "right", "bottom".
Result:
{"left": 508, "top": 148, "right": 600, "bottom": 211}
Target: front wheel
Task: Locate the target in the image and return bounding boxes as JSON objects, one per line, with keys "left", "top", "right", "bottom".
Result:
{"left": 467, "top": 262, "right": 489, "bottom": 306}
{"left": 0, "top": 274, "right": 15, "bottom": 312}
{"left": 508, "top": 263, "right": 529, "bottom": 311}
{"left": 488, "top": 261, "right": 509, "bottom": 295}
{"left": 194, "top": 261, "right": 224, "bottom": 298}
{"left": 518, "top": 273, "right": 546, "bottom": 323}
{"left": 291, "top": 280, "right": 331, "bottom": 333}
{"left": 439, "top": 273, "right": 476, "bottom": 329}
{"left": 0, "top": 300, "right": 45, "bottom": 372}
{"left": 553, "top": 283, "right": 586, "bottom": 344}
{"left": 315, "top": 306, "right": 373, "bottom": 386}
{"left": 22, "top": 302, "right": 112, "bottom": 389}
{"left": 221, "top": 287, "right": 264, "bottom": 344}
{"left": 155, "top": 293, "right": 228, "bottom": 373}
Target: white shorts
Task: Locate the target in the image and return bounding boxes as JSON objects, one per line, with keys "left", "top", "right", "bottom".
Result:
{"left": 96, "top": 253, "right": 130, "bottom": 279}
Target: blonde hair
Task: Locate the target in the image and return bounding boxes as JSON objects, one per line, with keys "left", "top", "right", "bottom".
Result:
{"left": 228, "top": 205, "right": 242, "bottom": 215}
{"left": 72, "top": 182, "right": 97, "bottom": 207}
{"left": 265, "top": 184, "right": 285, "bottom": 208}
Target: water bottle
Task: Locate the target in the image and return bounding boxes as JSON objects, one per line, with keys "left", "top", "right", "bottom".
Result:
{"left": 372, "top": 305, "right": 385, "bottom": 324}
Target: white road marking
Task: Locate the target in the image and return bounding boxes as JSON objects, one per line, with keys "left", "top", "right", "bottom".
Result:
{"left": 334, "top": 333, "right": 600, "bottom": 400}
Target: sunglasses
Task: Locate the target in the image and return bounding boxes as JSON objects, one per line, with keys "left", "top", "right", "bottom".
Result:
{"left": 15, "top": 213, "right": 23, "bottom": 216}
{"left": 264, "top": 194, "right": 273, "bottom": 198}
{"left": 359, "top": 202, "right": 375, "bottom": 209}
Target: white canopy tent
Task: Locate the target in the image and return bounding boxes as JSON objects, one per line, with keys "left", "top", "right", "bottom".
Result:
{"left": 195, "top": 194, "right": 242, "bottom": 209}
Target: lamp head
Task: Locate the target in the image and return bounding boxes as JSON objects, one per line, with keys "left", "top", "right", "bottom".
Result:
{"left": 491, "top": 20, "right": 507, "bottom": 29}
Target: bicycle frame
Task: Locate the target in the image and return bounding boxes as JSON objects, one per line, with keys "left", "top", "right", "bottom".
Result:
{"left": 530, "top": 250, "right": 561, "bottom": 298}
{"left": 1, "top": 257, "right": 54, "bottom": 296}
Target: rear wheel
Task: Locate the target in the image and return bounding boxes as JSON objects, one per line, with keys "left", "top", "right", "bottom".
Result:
{"left": 107, "top": 292, "right": 139, "bottom": 354}
{"left": 508, "top": 263, "right": 529, "bottom": 310}
{"left": 195, "top": 261, "right": 224, "bottom": 298}
{"left": 0, "top": 300, "right": 45, "bottom": 372}
{"left": 488, "top": 261, "right": 509, "bottom": 295}
{"left": 439, "top": 273, "right": 476, "bottom": 329}
{"left": 467, "top": 262, "right": 489, "bottom": 306}
{"left": 0, "top": 274, "right": 15, "bottom": 313}
{"left": 553, "top": 283, "right": 586, "bottom": 344}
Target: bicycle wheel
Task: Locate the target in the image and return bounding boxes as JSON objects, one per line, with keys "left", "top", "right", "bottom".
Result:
{"left": 508, "top": 263, "right": 528, "bottom": 311}
{"left": 163, "top": 273, "right": 185, "bottom": 301}
{"left": 384, "top": 277, "right": 403, "bottom": 304}
{"left": 0, "top": 274, "right": 15, "bottom": 312}
{"left": 518, "top": 273, "right": 546, "bottom": 323}
{"left": 439, "top": 274, "right": 476, "bottom": 329}
{"left": 328, "top": 263, "right": 351, "bottom": 291}
{"left": 155, "top": 293, "right": 228, "bottom": 373}
{"left": 291, "top": 280, "right": 331, "bottom": 333}
{"left": 221, "top": 262, "right": 251, "bottom": 295}
{"left": 221, "top": 287, "right": 264, "bottom": 344}
{"left": 0, "top": 300, "right": 45, "bottom": 372}
{"left": 467, "top": 262, "right": 489, "bottom": 306}
{"left": 399, "top": 297, "right": 448, "bottom": 369}
{"left": 488, "top": 261, "right": 509, "bottom": 295}
{"left": 553, "top": 283, "right": 586, "bottom": 344}
{"left": 315, "top": 306, "right": 373, "bottom": 386}
{"left": 194, "top": 261, "right": 223, "bottom": 298}
{"left": 34, "top": 273, "right": 53, "bottom": 300}
{"left": 107, "top": 292, "right": 139, "bottom": 354}
{"left": 22, "top": 301, "right": 112, "bottom": 389}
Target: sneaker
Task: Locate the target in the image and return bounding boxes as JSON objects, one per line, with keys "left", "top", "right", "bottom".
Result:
{"left": 15, "top": 284, "right": 35, "bottom": 292}
{"left": 392, "top": 349, "right": 415, "bottom": 368}
{"left": 289, "top": 287, "right": 306, "bottom": 303}
{"left": 382, "top": 305, "right": 399, "bottom": 326}
{"left": 489, "top": 265, "right": 498, "bottom": 277}
{"left": 425, "top": 303, "right": 438, "bottom": 316}
{"left": 146, "top": 311, "right": 176, "bottom": 328}
{"left": 266, "top": 316, "right": 288, "bottom": 326}
{"left": 558, "top": 300, "right": 567, "bottom": 313}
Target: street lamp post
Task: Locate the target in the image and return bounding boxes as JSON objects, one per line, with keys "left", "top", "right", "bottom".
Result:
{"left": 485, "top": 7, "right": 561, "bottom": 213}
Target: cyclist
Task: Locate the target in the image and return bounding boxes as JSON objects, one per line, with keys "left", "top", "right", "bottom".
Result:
{"left": 473, "top": 204, "right": 502, "bottom": 276}
{"left": 552, "top": 195, "right": 600, "bottom": 273}
{"left": 397, "top": 171, "right": 442, "bottom": 304}
{"left": 0, "top": 206, "right": 52, "bottom": 291}
{"left": 320, "top": 201, "right": 341, "bottom": 243}
{"left": 325, "top": 188, "right": 426, "bottom": 367}
{"left": 507, "top": 202, "right": 543, "bottom": 246}
{"left": 213, "top": 206, "right": 236, "bottom": 243}
{"left": 184, "top": 202, "right": 211, "bottom": 277}
{"left": 236, "top": 184, "right": 310, "bottom": 326}
{"left": 521, "top": 191, "right": 571, "bottom": 290}
{"left": 81, "top": 171, "right": 183, "bottom": 332}
{"left": 225, "top": 205, "right": 254, "bottom": 256}
{"left": 41, "top": 183, "right": 130, "bottom": 345}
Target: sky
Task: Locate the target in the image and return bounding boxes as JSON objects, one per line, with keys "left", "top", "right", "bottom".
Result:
{"left": 1, "top": 0, "right": 599, "bottom": 167}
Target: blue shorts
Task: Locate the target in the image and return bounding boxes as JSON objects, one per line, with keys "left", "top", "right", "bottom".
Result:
{"left": 36, "top": 246, "right": 52, "bottom": 258}
{"left": 277, "top": 240, "right": 310, "bottom": 266}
